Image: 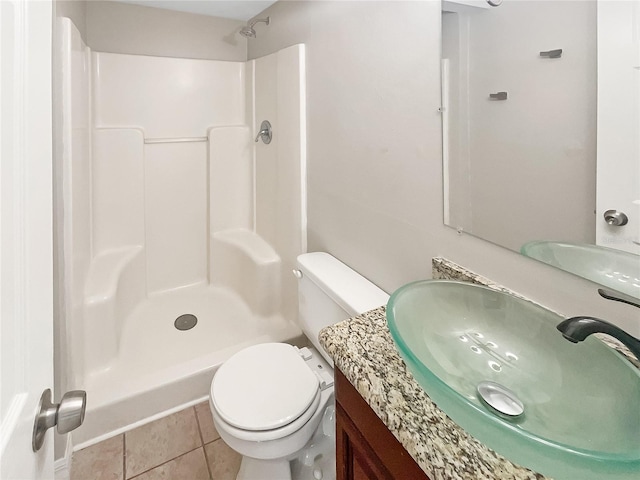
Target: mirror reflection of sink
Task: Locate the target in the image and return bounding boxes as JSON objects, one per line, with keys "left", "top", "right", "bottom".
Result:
{"left": 521, "top": 241, "right": 640, "bottom": 300}
{"left": 386, "top": 280, "right": 640, "bottom": 480}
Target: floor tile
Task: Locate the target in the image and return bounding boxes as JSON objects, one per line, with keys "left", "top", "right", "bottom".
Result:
{"left": 129, "top": 448, "right": 210, "bottom": 480}
{"left": 204, "top": 440, "right": 242, "bottom": 480}
{"left": 125, "top": 408, "right": 201, "bottom": 478}
{"left": 71, "top": 434, "right": 123, "bottom": 480}
{"left": 195, "top": 402, "right": 220, "bottom": 444}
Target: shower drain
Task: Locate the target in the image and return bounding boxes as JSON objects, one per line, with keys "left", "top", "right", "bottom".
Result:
{"left": 174, "top": 314, "right": 198, "bottom": 331}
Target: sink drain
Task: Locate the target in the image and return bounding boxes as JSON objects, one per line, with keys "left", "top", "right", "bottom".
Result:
{"left": 477, "top": 381, "right": 524, "bottom": 419}
{"left": 174, "top": 314, "right": 197, "bottom": 331}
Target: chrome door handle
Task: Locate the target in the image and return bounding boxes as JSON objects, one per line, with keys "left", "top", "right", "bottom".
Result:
{"left": 604, "top": 209, "right": 629, "bottom": 226}
{"left": 254, "top": 120, "right": 272, "bottom": 144}
{"left": 32, "top": 388, "right": 87, "bottom": 452}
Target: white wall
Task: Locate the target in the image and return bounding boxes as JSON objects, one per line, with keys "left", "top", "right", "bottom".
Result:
{"left": 93, "top": 53, "right": 246, "bottom": 137}
{"left": 91, "top": 52, "right": 246, "bottom": 295}
{"left": 248, "top": 0, "right": 639, "bottom": 336}
{"left": 55, "top": 0, "right": 86, "bottom": 41}
{"left": 86, "top": 0, "right": 247, "bottom": 61}
{"left": 252, "top": 45, "right": 307, "bottom": 322}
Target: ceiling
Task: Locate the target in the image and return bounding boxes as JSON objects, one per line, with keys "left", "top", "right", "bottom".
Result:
{"left": 115, "top": 1, "right": 277, "bottom": 21}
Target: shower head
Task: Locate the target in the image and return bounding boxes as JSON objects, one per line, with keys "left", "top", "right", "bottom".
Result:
{"left": 240, "top": 26, "right": 255, "bottom": 38}
{"left": 240, "top": 16, "right": 270, "bottom": 38}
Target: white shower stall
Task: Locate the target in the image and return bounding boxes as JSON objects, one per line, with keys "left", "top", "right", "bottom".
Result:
{"left": 58, "top": 18, "right": 306, "bottom": 447}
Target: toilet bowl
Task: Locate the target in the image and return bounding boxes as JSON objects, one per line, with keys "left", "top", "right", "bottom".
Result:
{"left": 210, "top": 343, "right": 334, "bottom": 479}
{"left": 209, "top": 252, "right": 389, "bottom": 480}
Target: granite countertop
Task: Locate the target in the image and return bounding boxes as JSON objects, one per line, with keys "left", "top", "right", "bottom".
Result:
{"left": 319, "top": 306, "right": 548, "bottom": 480}
{"left": 319, "top": 258, "right": 638, "bottom": 480}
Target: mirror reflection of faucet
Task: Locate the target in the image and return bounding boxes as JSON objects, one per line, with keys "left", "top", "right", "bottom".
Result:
{"left": 598, "top": 288, "right": 640, "bottom": 309}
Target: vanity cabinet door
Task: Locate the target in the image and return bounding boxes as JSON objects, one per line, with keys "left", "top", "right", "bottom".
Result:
{"left": 335, "top": 369, "right": 430, "bottom": 480}
{"left": 336, "top": 402, "right": 393, "bottom": 480}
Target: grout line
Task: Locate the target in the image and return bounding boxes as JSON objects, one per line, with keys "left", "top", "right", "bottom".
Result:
{"left": 127, "top": 446, "right": 205, "bottom": 479}
{"left": 193, "top": 406, "right": 205, "bottom": 446}
{"left": 194, "top": 406, "right": 214, "bottom": 479}
{"left": 203, "top": 444, "right": 214, "bottom": 480}
{"left": 123, "top": 434, "right": 127, "bottom": 480}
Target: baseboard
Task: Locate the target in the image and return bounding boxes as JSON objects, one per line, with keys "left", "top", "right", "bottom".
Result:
{"left": 54, "top": 435, "right": 73, "bottom": 480}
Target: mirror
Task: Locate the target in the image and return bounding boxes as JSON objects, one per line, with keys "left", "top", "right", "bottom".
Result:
{"left": 441, "top": 0, "right": 640, "bottom": 298}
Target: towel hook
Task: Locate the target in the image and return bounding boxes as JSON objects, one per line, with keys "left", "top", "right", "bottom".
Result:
{"left": 489, "top": 92, "right": 508, "bottom": 101}
{"left": 540, "top": 49, "right": 562, "bottom": 58}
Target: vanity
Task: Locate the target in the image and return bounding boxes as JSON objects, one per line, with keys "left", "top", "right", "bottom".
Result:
{"left": 322, "top": 305, "right": 545, "bottom": 480}
{"left": 320, "top": 259, "right": 640, "bottom": 480}
{"left": 335, "top": 368, "right": 428, "bottom": 480}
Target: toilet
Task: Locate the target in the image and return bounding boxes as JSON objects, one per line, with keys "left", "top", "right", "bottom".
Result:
{"left": 209, "top": 252, "right": 389, "bottom": 480}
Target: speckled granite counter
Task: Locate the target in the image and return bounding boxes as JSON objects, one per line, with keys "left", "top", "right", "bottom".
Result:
{"left": 319, "top": 258, "right": 551, "bottom": 479}
{"left": 319, "top": 306, "right": 548, "bottom": 480}
{"left": 319, "top": 257, "right": 640, "bottom": 480}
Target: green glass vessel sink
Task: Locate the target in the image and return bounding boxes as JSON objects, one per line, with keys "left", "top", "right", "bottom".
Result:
{"left": 386, "top": 280, "right": 640, "bottom": 480}
{"left": 521, "top": 241, "right": 640, "bottom": 300}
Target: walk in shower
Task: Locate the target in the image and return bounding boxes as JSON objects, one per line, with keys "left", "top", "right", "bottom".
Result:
{"left": 57, "top": 18, "right": 306, "bottom": 446}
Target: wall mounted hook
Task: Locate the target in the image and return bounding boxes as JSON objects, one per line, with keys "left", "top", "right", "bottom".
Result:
{"left": 540, "top": 49, "right": 563, "bottom": 58}
{"left": 489, "top": 92, "right": 508, "bottom": 100}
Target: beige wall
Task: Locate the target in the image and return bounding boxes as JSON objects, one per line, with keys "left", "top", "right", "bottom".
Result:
{"left": 449, "top": 1, "right": 596, "bottom": 251}
{"left": 55, "top": 0, "right": 87, "bottom": 40}
{"left": 86, "top": 1, "right": 247, "bottom": 61}
{"left": 249, "top": 0, "right": 639, "bottom": 336}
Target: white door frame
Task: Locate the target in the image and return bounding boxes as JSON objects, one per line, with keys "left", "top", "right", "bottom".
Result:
{"left": 596, "top": 0, "right": 640, "bottom": 253}
{"left": 0, "top": 0, "right": 55, "bottom": 478}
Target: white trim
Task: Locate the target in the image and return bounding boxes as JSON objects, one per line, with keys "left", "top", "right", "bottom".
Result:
{"left": 144, "top": 136, "right": 208, "bottom": 144}
{"left": 298, "top": 45, "right": 308, "bottom": 254}
{"left": 1, "top": 0, "right": 54, "bottom": 476}
{"left": 250, "top": 59, "right": 257, "bottom": 232}
{"left": 441, "top": 59, "right": 451, "bottom": 226}
{"left": 53, "top": 436, "right": 73, "bottom": 480}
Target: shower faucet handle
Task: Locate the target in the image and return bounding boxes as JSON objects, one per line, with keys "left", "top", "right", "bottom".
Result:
{"left": 603, "top": 209, "right": 628, "bottom": 226}
{"left": 254, "top": 120, "right": 272, "bottom": 144}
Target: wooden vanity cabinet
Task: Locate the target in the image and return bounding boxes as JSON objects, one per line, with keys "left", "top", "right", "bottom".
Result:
{"left": 335, "top": 369, "right": 430, "bottom": 480}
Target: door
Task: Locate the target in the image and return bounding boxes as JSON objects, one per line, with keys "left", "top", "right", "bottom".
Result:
{"left": 0, "top": 0, "right": 54, "bottom": 478}
{"left": 596, "top": 0, "right": 640, "bottom": 254}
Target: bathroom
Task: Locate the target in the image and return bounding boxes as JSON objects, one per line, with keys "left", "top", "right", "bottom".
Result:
{"left": 1, "top": 0, "right": 638, "bottom": 479}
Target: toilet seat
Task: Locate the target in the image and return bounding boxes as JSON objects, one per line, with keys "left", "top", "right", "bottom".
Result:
{"left": 211, "top": 343, "right": 320, "bottom": 432}
{"left": 210, "top": 389, "right": 323, "bottom": 442}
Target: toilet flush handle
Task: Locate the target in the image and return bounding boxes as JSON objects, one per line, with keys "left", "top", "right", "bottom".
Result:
{"left": 292, "top": 269, "right": 303, "bottom": 279}
{"left": 254, "top": 120, "right": 272, "bottom": 144}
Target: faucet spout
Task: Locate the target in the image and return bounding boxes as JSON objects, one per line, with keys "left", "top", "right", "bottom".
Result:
{"left": 557, "top": 316, "right": 640, "bottom": 360}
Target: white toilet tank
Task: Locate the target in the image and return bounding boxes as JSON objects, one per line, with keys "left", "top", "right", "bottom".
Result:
{"left": 296, "top": 253, "right": 389, "bottom": 361}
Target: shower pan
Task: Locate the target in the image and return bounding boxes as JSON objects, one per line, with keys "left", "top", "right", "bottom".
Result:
{"left": 57, "top": 18, "right": 306, "bottom": 447}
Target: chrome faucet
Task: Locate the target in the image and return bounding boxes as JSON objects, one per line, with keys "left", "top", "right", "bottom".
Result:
{"left": 557, "top": 316, "right": 640, "bottom": 360}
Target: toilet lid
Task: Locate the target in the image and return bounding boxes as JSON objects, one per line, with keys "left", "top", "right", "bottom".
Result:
{"left": 211, "top": 343, "right": 320, "bottom": 431}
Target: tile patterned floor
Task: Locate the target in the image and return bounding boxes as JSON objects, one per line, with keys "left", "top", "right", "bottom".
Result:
{"left": 71, "top": 402, "right": 241, "bottom": 480}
